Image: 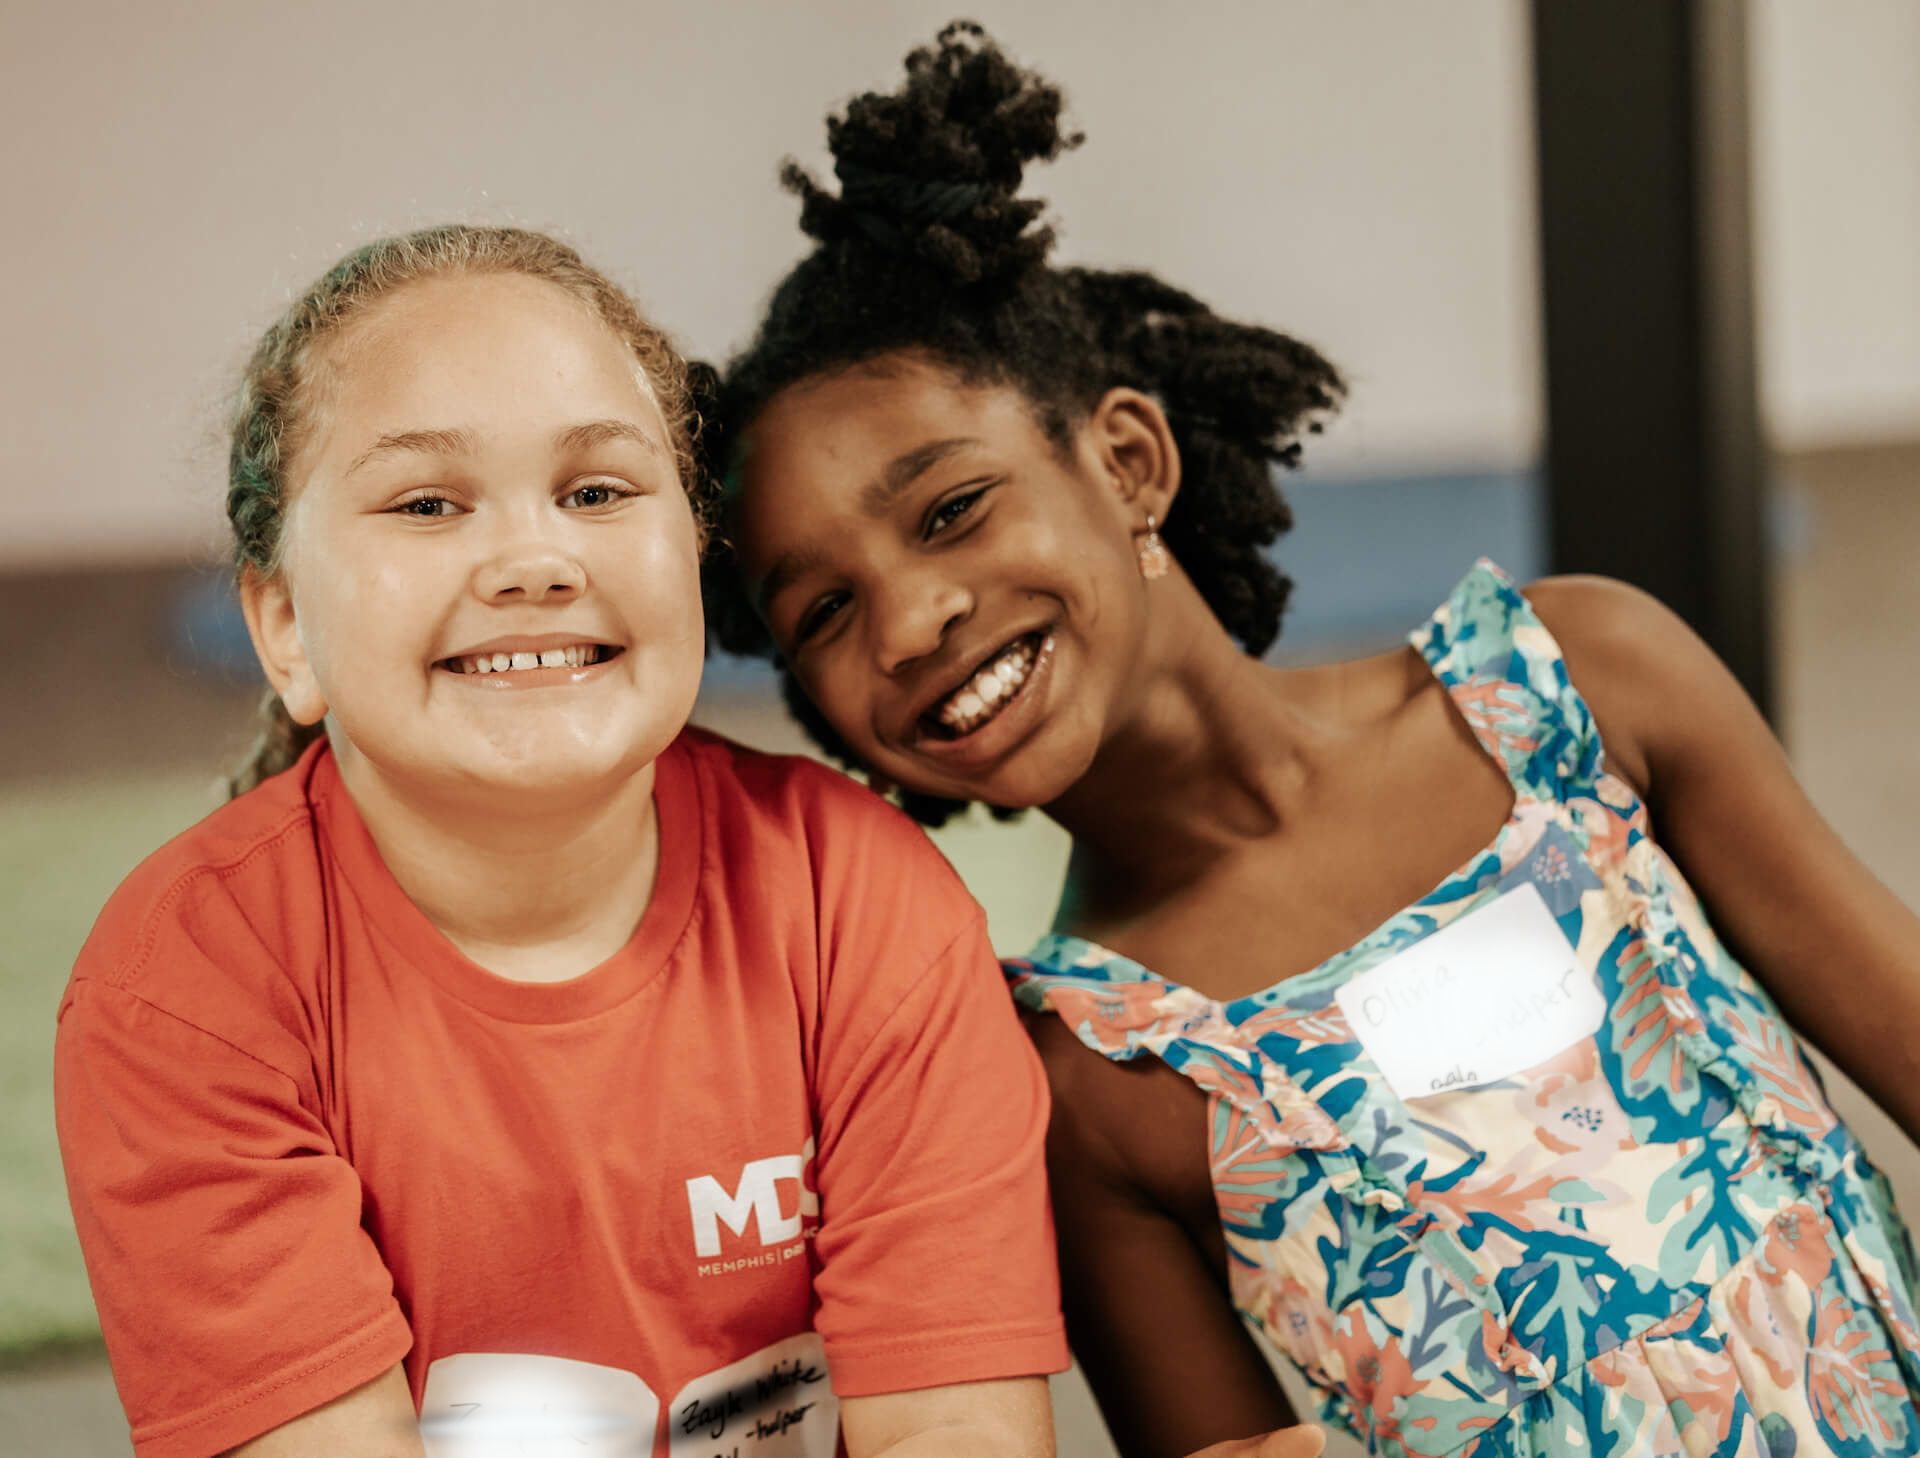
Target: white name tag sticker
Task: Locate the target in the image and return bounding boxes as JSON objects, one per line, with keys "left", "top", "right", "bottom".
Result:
{"left": 668, "top": 1331, "right": 838, "bottom": 1458}
{"left": 420, "top": 1352, "right": 659, "bottom": 1457}
{"left": 1334, "top": 882, "right": 1604, "bottom": 1101}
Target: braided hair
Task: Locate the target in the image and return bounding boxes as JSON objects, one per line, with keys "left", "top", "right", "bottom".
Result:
{"left": 707, "top": 22, "right": 1343, "bottom": 824}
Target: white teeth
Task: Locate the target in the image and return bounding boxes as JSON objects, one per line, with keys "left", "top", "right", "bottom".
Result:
{"left": 935, "top": 636, "right": 1042, "bottom": 732}
{"left": 451, "top": 645, "right": 600, "bottom": 676}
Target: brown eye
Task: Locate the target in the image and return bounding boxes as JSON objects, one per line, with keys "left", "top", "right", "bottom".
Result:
{"left": 924, "top": 485, "right": 990, "bottom": 539}
{"left": 796, "top": 593, "right": 849, "bottom": 643}
{"left": 560, "top": 480, "right": 637, "bottom": 510}
{"left": 390, "top": 494, "right": 461, "bottom": 518}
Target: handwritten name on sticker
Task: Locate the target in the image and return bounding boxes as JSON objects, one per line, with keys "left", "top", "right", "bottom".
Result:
{"left": 669, "top": 1331, "right": 838, "bottom": 1458}
{"left": 1333, "top": 882, "right": 1604, "bottom": 1101}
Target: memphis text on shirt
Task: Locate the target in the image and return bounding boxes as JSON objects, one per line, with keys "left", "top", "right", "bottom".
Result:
{"left": 687, "top": 1140, "right": 820, "bottom": 1275}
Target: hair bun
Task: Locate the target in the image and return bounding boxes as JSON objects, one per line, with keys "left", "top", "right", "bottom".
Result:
{"left": 781, "top": 21, "right": 1082, "bottom": 284}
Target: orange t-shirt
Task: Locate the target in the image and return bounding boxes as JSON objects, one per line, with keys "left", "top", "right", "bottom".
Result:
{"left": 55, "top": 730, "right": 1066, "bottom": 1458}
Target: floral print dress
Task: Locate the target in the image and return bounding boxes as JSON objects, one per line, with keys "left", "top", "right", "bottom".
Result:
{"left": 1008, "top": 561, "right": 1920, "bottom": 1457}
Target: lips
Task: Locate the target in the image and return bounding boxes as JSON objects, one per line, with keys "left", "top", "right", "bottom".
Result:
{"left": 900, "top": 626, "right": 1058, "bottom": 769}
{"left": 920, "top": 631, "right": 1046, "bottom": 739}
{"left": 443, "top": 644, "right": 613, "bottom": 675}
{"left": 432, "top": 634, "right": 624, "bottom": 681}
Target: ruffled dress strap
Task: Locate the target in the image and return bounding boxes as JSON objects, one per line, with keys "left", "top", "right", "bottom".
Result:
{"left": 1411, "top": 558, "right": 1603, "bottom": 805}
{"left": 1004, "top": 942, "right": 1349, "bottom": 1156}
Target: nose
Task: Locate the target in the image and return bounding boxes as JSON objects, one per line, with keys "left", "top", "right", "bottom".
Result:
{"left": 872, "top": 569, "right": 973, "bottom": 677}
{"left": 472, "top": 537, "right": 587, "bottom": 604}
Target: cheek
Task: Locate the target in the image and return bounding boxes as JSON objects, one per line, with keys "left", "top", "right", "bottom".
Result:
{"left": 312, "top": 558, "right": 447, "bottom": 676}
{"left": 1056, "top": 500, "right": 1141, "bottom": 620}
{"left": 802, "top": 657, "right": 876, "bottom": 747}
{"left": 606, "top": 522, "right": 705, "bottom": 640}
{"left": 655, "top": 515, "right": 705, "bottom": 607}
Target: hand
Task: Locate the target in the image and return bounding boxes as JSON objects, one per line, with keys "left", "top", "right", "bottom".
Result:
{"left": 1182, "top": 1425, "right": 1326, "bottom": 1458}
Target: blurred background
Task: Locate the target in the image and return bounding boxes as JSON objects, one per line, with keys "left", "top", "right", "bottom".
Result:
{"left": 2, "top": 2, "right": 1916, "bottom": 1454}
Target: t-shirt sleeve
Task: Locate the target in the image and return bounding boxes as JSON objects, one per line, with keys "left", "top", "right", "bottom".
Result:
{"left": 54, "top": 977, "right": 412, "bottom": 1458}
{"left": 805, "top": 825, "right": 1069, "bottom": 1396}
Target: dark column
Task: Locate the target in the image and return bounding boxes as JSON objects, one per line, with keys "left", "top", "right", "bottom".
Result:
{"left": 1530, "top": 0, "right": 1771, "bottom": 717}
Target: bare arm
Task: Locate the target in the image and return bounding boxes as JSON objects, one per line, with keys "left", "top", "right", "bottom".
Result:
{"left": 1186, "top": 1432, "right": 1327, "bottom": 1458}
{"left": 841, "top": 1377, "right": 1053, "bottom": 1457}
{"left": 1028, "top": 1017, "right": 1309, "bottom": 1458}
{"left": 221, "top": 1364, "right": 423, "bottom": 1458}
{"left": 1529, "top": 575, "right": 1920, "bottom": 1141}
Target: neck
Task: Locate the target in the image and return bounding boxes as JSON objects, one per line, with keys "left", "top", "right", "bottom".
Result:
{"left": 333, "top": 742, "right": 664, "bottom": 982}
{"left": 1044, "top": 574, "right": 1324, "bottom": 919}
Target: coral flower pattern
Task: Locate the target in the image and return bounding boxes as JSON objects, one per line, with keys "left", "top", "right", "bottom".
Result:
{"left": 1008, "top": 562, "right": 1920, "bottom": 1456}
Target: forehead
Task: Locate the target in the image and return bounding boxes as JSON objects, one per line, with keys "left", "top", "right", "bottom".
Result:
{"left": 318, "top": 273, "right": 666, "bottom": 440}
{"left": 740, "top": 359, "right": 1045, "bottom": 486}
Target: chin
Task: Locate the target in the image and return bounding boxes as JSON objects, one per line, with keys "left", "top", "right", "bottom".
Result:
{"left": 929, "top": 737, "right": 1096, "bottom": 812}
{"left": 426, "top": 724, "right": 668, "bottom": 801}
{"left": 448, "top": 753, "right": 646, "bottom": 804}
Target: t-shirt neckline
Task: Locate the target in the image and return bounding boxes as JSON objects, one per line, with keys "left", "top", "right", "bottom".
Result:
{"left": 306, "top": 737, "right": 702, "bottom": 1024}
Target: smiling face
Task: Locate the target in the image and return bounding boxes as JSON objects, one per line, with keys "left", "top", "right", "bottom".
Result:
{"left": 730, "top": 355, "right": 1176, "bottom": 808}
{"left": 243, "top": 271, "right": 704, "bottom": 804}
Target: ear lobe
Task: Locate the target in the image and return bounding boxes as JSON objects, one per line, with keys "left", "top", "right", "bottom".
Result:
{"left": 239, "top": 566, "right": 328, "bottom": 726}
{"left": 1089, "top": 387, "right": 1182, "bottom": 527}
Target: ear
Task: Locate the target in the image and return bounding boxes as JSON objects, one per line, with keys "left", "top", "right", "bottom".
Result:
{"left": 239, "top": 565, "right": 328, "bottom": 726}
{"left": 1084, "top": 387, "right": 1182, "bottom": 530}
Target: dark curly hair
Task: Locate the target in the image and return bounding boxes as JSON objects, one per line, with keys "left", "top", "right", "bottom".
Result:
{"left": 706, "top": 21, "right": 1344, "bottom": 825}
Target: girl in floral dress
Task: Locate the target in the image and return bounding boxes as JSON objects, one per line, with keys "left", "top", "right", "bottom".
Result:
{"left": 702, "top": 23, "right": 1920, "bottom": 1458}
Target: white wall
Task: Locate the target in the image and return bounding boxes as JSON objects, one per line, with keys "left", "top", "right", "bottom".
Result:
{"left": 8, "top": 1, "right": 1911, "bottom": 573}
{"left": 0, "top": 0, "right": 1541, "bottom": 570}
{"left": 1751, "top": 0, "right": 1920, "bottom": 450}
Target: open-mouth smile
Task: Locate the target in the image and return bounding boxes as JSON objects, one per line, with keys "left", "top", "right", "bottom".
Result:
{"left": 918, "top": 630, "right": 1053, "bottom": 742}
{"left": 434, "top": 641, "right": 625, "bottom": 686}
{"left": 442, "top": 644, "right": 613, "bottom": 675}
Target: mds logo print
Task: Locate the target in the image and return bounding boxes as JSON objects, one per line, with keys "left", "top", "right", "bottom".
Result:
{"left": 686, "top": 1141, "right": 818, "bottom": 1258}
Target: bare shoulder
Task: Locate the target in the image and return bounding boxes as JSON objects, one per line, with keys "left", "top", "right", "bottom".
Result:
{"left": 1520, "top": 573, "right": 1712, "bottom": 665}
{"left": 1020, "top": 1008, "right": 1123, "bottom": 1165}
{"left": 1019, "top": 1006, "right": 1213, "bottom": 1213}
{"left": 1519, "top": 573, "right": 1739, "bottom": 798}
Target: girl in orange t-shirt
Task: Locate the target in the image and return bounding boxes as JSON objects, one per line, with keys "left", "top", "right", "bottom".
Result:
{"left": 53, "top": 225, "right": 1071, "bottom": 1458}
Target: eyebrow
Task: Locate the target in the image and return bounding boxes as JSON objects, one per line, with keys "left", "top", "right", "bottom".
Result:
{"left": 756, "top": 436, "right": 982, "bottom": 616}
{"left": 857, "top": 436, "right": 978, "bottom": 514}
{"left": 345, "top": 418, "right": 663, "bottom": 479}
{"left": 756, "top": 547, "right": 826, "bottom": 619}
{"left": 553, "top": 418, "right": 665, "bottom": 458}
{"left": 345, "top": 427, "right": 480, "bottom": 478}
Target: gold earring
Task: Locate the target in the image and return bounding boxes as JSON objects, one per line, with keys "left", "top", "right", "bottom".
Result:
{"left": 1138, "top": 514, "right": 1170, "bottom": 581}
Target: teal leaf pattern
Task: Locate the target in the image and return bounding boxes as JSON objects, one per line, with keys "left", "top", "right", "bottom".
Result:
{"left": 1007, "top": 562, "right": 1920, "bottom": 1456}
